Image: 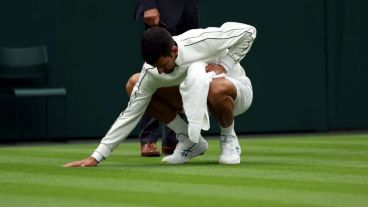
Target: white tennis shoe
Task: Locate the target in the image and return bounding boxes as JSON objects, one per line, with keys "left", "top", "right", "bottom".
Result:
{"left": 162, "top": 134, "right": 208, "bottom": 164}
{"left": 219, "top": 135, "right": 241, "bottom": 164}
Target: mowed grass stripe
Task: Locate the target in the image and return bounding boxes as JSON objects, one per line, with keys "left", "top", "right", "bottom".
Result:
{"left": 2, "top": 161, "right": 368, "bottom": 193}
{"left": 2, "top": 139, "right": 367, "bottom": 162}
{"left": 1, "top": 137, "right": 367, "bottom": 162}
{"left": 4, "top": 148, "right": 368, "bottom": 169}
{"left": 1, "top": 145, "right": 368, "bottom": 184}
{"left": 3, "top": 143, "right": 368, "bottom": 161}
{"left": 1, "top": 183, "right": 237, "bottom": 207}
{"left": 1, "top": 162, "right": 368, "bottom": 196}
{"left": 2, "top": 140, "right": 368, "bottom": 174}
{"left": 0, "top": 193, "right": 151, "bottom": 207}
{"left": 246, "top": 155, "right": 368, "bottom": 168}
{"left": 2, "top": 133, "right": 367, "bottom": 153}
{"left": 246, "top": 137, "right": 368, "bottom": 149}
{"left": 247, "top": 141, "right": 368, "bottom": 151}
{"left": 0, "top": 183, "right": 316, "bottom": 207}
{"left": 1, "top": 134, "right": 368, "bottom": 207}
{"left": 245, "top": 134, "right": 368, "bottom": 142}
{"left": 2, "top": 151, "right": 368, "bottom": 180}
{"left": 1, "top": 171, "right": 368, "bottom": 207}
{"left": 249, "top": 146, "right": 368, "bottom": 158}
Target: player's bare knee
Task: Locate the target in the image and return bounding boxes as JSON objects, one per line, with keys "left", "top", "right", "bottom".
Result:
{"left": 208, "top": 81, "right": 236, "bottom": 109}
{"left": 125, "top": 73, "right": 140, "bottom": 96}
{"left": 208, "top": 84, "right": 226, "bottom": 105}
{"left": 210, "top": 79, "right": 236, "bottom": 98}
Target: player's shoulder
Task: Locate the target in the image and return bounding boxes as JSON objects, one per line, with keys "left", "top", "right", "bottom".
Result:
{"left": 141, "top": 62, "right": 156, "bottom": 72}
{"left": 175, "top": 27, "right": 218, "bottom": 40}
{"left": 139, "top": 62, "right": 159, "bottom": 80}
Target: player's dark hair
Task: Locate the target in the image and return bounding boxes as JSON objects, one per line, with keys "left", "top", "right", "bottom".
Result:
{"left": 141, "top": 27, "right": 175, "bottom": 65}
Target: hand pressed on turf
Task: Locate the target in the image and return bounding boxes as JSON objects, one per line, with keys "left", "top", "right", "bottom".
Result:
{"left": 62, "top": 156, "right": 98, "bottom": 167}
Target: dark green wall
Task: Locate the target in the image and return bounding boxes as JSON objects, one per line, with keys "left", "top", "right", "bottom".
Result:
{"left": 200, "top": 0, "right": 328, "bottom": 133}
{"left": 0, "top": 0, "right": 143, "bottom": 139}
{"left": 326, "top": 0, "right": 368, "bottom": 129}
{"left": 0, "top": 0, "right": 367, "bottom": 140}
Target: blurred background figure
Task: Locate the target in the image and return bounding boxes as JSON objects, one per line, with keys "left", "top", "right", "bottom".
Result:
{"left": 134, "top": 0, "right": 200, "bottom": 157}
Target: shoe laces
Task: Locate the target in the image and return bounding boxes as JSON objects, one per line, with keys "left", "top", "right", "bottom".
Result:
{"left": 176, "top": 133, "right": 190, "bottom": 143}
{"left": 220, "top": 135, "right": 240, "bottom": 154}
{"left": 173, "top": 133, "right": 195, "bottom": 157}
{"left": 180, "top": 144, "right": 196, "bottom": 157}
{"left": 220, "top": 135, "right": 237, "bottom": 144}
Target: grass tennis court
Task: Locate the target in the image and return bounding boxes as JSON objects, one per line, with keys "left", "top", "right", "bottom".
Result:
{"left": 1, "top": 133, "right": 368, "bottom": 207}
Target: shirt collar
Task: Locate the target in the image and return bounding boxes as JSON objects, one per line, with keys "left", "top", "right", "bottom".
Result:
{"left": 173, "top": 36, "right": 184, "bottom": 67}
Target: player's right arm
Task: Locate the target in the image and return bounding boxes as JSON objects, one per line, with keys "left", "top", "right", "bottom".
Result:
{"left": 92, "top": 67, "right": 158, "bottom": 161}
{"left": 63, "top": 66, "right": 158, "bottom": 167}
{"left": 62, "top": 156, "right": 97, "bottom": 167}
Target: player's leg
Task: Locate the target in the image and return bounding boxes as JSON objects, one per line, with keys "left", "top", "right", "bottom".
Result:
{"left": 207, "top": 77, "right": 252, "bottom": 164}
{"left": 147, "top": 86, "right": 208, "bottom": 164}
{"left": 125, "top": 73, "right": 182, "bottom": 124}
{"left": 126, "top": 74, "right": 207, "bottom": 164}
{"left": 207, "top": 77, "right": 237, "bottom": 127}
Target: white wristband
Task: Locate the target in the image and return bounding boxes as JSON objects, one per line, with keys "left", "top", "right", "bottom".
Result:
{"left": 91, "top": 143, "right": 112, "bottom": 162}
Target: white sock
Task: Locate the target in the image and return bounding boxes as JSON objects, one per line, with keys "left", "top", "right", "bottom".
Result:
{"left": 220, "top": 121, "right": 237, "bottom": 137}
{"left": 166, "top": 114, "right": 188, "bottom": 135}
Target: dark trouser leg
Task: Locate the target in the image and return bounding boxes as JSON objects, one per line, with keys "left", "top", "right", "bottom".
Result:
{"left": 144, "top": 86, "right": 182, "bottom": 154}
{"left": 161, "top": 125, "right": 177, "bottom": 155}
{"left": 139, "top": 113, "right": 159, "bottom": 145}
{"left": 161, "top": 125, "right": 178, "bottom": 146}
{"left": 175, "top": 0, "right": 200, "bottom": 34}
{"left": 139, "top": 113, "right": 160, "bottom": 157}
{"left": 161, "top": 113, "right": 185, "bottom": 154}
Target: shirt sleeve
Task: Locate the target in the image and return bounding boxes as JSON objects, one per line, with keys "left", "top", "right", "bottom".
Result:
{"left": 210, "top": 22, "right": 257, "bottom": 72}
{"left": 91, "top": 68, "right": 157, "bottom": 162}
{"left": 177, "top": 22, "right": 257, "bottom": 73}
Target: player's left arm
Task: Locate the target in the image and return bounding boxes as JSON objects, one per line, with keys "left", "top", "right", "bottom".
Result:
{"left": 210, "top": 22, "right": 257, "bottom": 73}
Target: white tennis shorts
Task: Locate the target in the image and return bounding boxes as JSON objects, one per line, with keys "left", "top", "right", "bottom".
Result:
{"left": 226, "top": 76, "right": 253, "bottom": 116}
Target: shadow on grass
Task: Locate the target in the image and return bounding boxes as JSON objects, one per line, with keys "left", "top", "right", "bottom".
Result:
{"left": 101, "top": 161, "right": 219, "bottom": 167}
{"left": 243, "top": 160, "right": 277, "bottom": 166}
{"left": 98, "top": 160, "right": 273, "bottom": 168}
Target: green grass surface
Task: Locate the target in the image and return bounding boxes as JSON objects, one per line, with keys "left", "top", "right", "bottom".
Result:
{"left": 1, "top": 133, "right": 368, "bottom": 207}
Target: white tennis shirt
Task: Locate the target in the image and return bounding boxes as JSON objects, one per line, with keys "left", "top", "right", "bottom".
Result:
{"left": 92, "top": 22, "right": 257, "bottom": 162}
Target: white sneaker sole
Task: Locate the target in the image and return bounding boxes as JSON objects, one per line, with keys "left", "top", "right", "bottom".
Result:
{"left": 218, "top": 156, "right": 240, "bottom": 164}
{"left": 162, "top": 142, "right": 208, "bottom": 164}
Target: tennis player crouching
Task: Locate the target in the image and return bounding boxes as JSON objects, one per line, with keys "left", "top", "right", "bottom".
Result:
{"left": 63, "top": 22, "right": 256, "bottom": 167}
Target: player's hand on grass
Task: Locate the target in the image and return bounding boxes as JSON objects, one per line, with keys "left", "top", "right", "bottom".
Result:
{"left": 206, "top": 64, "right": 226, "bottom": 74}
{"left": 62, "top": 156, "right": 98, "bottom": 167}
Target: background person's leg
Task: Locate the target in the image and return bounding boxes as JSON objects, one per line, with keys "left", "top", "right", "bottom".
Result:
{"left": 126, "top": 75, "right": 182, "bottom": 156}
{"left": 161, "top": 124, "right": 177, "bottom": 155}
{"left": 139, "top": 114, "right": 160, "bottom": 157}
